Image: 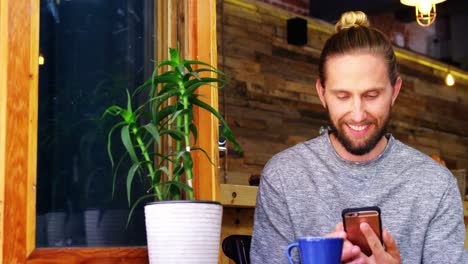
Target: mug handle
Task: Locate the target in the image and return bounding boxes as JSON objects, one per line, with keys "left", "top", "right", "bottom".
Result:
{"left": 285, "top": 242, "right": 299, "bottom": 264}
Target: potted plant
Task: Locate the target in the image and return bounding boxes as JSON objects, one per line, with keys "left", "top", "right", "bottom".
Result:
{"left": 102, "top": 48, "right": 242, "bottom": 263}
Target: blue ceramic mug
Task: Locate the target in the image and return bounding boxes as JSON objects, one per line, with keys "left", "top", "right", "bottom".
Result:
{"left": 285, "top": 237, "right": 343, "bottom": 264}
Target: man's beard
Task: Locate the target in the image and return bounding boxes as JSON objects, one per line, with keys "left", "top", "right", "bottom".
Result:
{"left": 327, "top": 108, "right": 390, "bottom": 156}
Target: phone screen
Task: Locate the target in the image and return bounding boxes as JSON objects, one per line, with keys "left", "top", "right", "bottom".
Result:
{"left": 342, "top": 207, "right": 382, "bottom": 256}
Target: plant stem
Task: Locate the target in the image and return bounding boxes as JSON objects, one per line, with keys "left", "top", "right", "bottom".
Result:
{"left": 179, "top": 81, "right": 194, "bottom": 200}
{"left": 173, "top": 115, "right": 182, "bottom": 200}
{"left": 133, "top": 126, "right": 163, "bottom": 201}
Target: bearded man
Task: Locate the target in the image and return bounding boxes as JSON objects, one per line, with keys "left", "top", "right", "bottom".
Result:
{"left": 251, "top": 11, "right": 468, "bottom": 264}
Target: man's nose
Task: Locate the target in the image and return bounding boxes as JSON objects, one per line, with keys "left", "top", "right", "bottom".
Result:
{"left": 350, "top": 98, "right": 366, "bottom": 122}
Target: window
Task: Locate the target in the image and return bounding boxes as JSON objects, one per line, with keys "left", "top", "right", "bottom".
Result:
{"left": 37, "top": 0, "right": 154, "bottom": 247}
{"left": 1, "top": 0, "right": 218, "bottom": 261}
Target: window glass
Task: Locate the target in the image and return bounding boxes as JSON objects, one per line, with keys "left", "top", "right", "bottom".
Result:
{"left": 37, "top": 0, "right": 154, "bottom": 247}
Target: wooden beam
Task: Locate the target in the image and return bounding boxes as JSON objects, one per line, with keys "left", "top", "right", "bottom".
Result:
{"left": 0, "top": 0, "right": 8, "bottom": 260}
{"left": 2, "top": 0, "right": 39, "bottom": 262}
{"left": 187, "top": 0, "right": 220, "bottom": 201}
{"left": 220, "top": 184, "right": 258, "bottom": 208}
{"left": 28, "top": 248, "right": 148, "bottom": 264}
{"left": 27, "top": 0, "right": 40, "bottom": 256}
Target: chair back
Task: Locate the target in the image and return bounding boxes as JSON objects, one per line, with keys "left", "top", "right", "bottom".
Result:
{"left": 222, "top": 235, "right": 252, "bottom": 264}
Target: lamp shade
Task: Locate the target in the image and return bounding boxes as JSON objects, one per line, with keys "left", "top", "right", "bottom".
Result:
{"left": 401, "top": 0, "right": 447, "bottom": 27}
{"left": 400, "top": 0, "right": 446, "bottom": 6}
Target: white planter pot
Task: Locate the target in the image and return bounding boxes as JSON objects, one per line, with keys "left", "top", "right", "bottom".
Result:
{"left": 144, "top": 200, "right": 223, "bottom": 264}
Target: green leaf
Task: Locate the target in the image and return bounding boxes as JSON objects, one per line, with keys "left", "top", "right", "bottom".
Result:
{"left": 189, "top": 123, "right": 198, "bottom": 144}
{"left": 133, "top": 78, "right": 154, "bottom": 96}
{"left": 156, "top": 166, "right": 171, "bottom": 178}
{"left": 220, "top": 125, "right": 243, "bottom": 154}
{"left": 160, "top": 129, "right": 184, "bottom": 141}
{"left": 177, "top": 65, "right": 186, "bottom": 77}
{"left": 183, "top": 82, "right": 215, "bottom": 97}
{"left": 126, "top": 193, "right": 157, "bottom": 227}
{"left": 156, "top": 87, "right": 181, "bottom": 107}
{"left": 157, "top": 59, "right": 178, "bottom": 69}
{"left": 172, "top": 164, "right": 184, "bottom": 180}
{"left": 121, "top": 125, "right": 139, "bottom": 164}
{"left": 142, "top": 123, "right": 161, "bottom": 146}
{"left": 152, "top": 169, "right": 162, "bottom": 185}
{"left": 190, "top": 146, "right": 214, "bottom": 166}
{"left": 167, "top": 109, "right": 189, "bottom": 125}
{"left": 157, "top": 83, "right": 177, "bottom": 97}
{"left": 106, "top": 121, "right": 126, "bottom": 167}
{"left": 154, "top": 71, "right": 181, "bottom": 84}
{"left": 193, "top": 67, "right": 227, "bottom": 77}
{"left": 184, "top": 77, "right": 223, "bottom": 89}
{"left": 192, "top": 98, "right": 243, "bottom": 153}
{"left": 189, "top": 70, "right": 201, "bottom": 80}
{"left": 154, "top": 104, "right": 177, "bottom": 125}
{"left": 169, "top": 48, "right": 180, "bottom": 64}
{"left": 160, "top": 180, "right": 193, "bottom": 194}
{"left": 126, "top": 161, "right": 145, "bottom": 206}
{"left": 182, "top": 60, "right": 218, "bottom": 71}
{"left": 112, "top": 152, "right": 128, "bottom": 199}
{"left": 125, "top": 90, "right": 133, "bottom": 115}
{"left": 181, "top": 151, "right": 193, "bottom": 171}
{"left": 166, "top": 184, "right": 181, "bottom": 200}
{"left": 101, "top": 105, "right": 124, "bottom": 118}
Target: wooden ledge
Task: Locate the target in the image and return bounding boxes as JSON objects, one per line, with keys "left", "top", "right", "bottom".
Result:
{"left": 220, "top": 184, "right": 258, "bottom": 208}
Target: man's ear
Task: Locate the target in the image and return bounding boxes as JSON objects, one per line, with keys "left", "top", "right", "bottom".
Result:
{"left": 391, "top": 77, "right": 402, "bottom": 106}
{"left": 316, "top": 79, "right": 327, "bottom": 108}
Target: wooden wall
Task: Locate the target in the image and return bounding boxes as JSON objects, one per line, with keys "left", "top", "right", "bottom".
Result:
{"left": 217, "top": 0, "right": 468, "bottom": 187}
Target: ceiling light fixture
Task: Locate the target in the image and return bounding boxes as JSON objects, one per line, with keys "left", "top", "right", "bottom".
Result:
{"left": 400, "top": 0, "right": 447, "bottom": 27}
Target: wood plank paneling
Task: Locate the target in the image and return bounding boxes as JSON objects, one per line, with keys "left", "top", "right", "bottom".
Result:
{"left": 218, "top": 0, "right": 468, "bottom": 189}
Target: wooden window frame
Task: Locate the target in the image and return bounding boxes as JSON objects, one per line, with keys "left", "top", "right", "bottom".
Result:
{"left": 0, "top": 0, "right": 219, "bottom": 262}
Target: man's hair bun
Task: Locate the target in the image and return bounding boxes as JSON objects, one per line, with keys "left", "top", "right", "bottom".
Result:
{"left": 335, "top": 11, "right": 370, "bottom": 32}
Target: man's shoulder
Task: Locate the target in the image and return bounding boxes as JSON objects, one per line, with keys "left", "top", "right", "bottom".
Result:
{"left": 262, "top": 135, "right": 327, "bottom": 176}
{"left": 391, "top": 139, "right": 454, "bottom": 182}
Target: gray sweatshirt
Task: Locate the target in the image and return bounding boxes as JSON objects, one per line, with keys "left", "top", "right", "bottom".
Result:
{"left": 251, "top": 133, "right": 468, "bottom": 263}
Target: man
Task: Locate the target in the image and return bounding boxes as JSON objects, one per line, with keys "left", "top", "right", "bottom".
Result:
{"left": 250, "top": 11, "right": 467, "bottom": 264}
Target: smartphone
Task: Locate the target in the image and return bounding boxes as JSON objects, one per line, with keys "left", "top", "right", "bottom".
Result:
{"left": 342, "top": 206, "right": 383, "bottom": 256}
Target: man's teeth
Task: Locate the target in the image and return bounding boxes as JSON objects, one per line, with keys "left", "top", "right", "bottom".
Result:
{"left": 349, "top": 125, "right": 367, "bottom": 131}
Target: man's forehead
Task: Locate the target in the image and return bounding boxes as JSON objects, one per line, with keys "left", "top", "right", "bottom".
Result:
{"left": 324, "top": 52, "right": 391, "bottom": 90}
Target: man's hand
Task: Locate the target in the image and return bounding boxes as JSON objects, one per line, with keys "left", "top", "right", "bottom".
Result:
{"left": 326, "top": 222, "right": 364, "bottom": 263}
{"left": 360, "top": 222, "right": 401, "bottom": 264}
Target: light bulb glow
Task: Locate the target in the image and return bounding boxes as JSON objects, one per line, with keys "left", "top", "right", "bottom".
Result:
{"left": 401, "top": 0, "right": 446, "bottom": 27}
{"left": 418, "top": 0, "right": 433, "bottom": 15}
{"left": 38, "top": 54, "right": 45, "bottom": 65}
{"left": 445, "top": 73, "right": 455, "bottom": 86}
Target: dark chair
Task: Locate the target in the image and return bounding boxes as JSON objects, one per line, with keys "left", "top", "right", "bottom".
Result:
{"left": 222, "top": 235, "right": 252, "bottom": 264}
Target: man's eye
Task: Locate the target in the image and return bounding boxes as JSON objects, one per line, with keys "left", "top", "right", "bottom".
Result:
{"left": 365, "top": 93, "right": 379, "bottom": 99}
{"left": 337, "top": 95, "right": 349, "bottom": 100}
